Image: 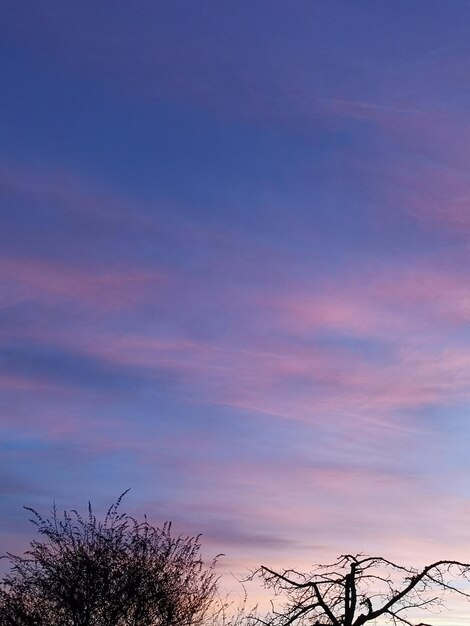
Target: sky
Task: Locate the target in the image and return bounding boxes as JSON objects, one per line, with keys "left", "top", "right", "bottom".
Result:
{"left": 2, "top": 1, "right": 470, "bottom": 622}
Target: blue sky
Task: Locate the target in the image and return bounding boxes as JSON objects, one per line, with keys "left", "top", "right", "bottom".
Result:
{"left": 3, "top": 2, "right": 470, "bottom": 621}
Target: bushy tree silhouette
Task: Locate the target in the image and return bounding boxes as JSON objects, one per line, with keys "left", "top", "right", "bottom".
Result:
{"left": 0, "top": 493, "right": 219, "bottom": 626}
{"left": 253, "top": 554, "right": 470, "bottom": 626}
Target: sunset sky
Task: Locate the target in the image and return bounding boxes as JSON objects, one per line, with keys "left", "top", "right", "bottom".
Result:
{"left": 3, "top": 2, "right": 470, "bottom": 622}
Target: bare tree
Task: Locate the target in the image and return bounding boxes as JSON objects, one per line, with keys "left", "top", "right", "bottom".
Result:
{"left": 0, "top": 493, "right": 220, "bottom": 626}
{"left": 252, "top": 554, "right": 470, "bottom": 626}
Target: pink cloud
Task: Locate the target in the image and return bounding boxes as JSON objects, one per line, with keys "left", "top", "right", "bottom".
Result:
{"left": 0, "top": 161, "right": 226, "bottom": 243}
{"left": 5, "top": 251, "right": 469, "bottom": 448}
{"left": 277, "top": 263, "right": 470, "bottom": 336}
{"left": 246, "top": 266, "right": 470, "bottom": 419}
{"left": 0, "top": 161, "right": 161, "bottom": 229}
{"left": 376, "top": 158, "right": 470, "bottom": 235}
{"left": 22, "top": 255, "right": 464, "bottom": 440}
{"left": 0, "top": 256, "right": 167, "bottom": 311}
{"left": 334, "top": 102, "right": 470, "bottom": 238}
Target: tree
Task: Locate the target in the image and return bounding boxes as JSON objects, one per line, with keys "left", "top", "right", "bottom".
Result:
{"left": 0, "top": 493, "right": 220, "bottom": 626}
{"left": 253, "top": 554, "right": 470, "bottom": 626}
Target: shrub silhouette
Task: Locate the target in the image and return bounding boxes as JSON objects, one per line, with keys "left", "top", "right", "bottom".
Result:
{"left": 0, "top": 493, "right": 219, "bottom": 626}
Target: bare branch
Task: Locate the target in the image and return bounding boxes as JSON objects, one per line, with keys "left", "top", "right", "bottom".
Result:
{"left": 254, "top": 555, "right": 470, "bottom": 626}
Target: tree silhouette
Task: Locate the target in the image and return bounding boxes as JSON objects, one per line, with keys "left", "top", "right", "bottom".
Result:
{"left": 253, "top": 554, "right": 470, "bottom": 626}
{"left": 0, "top": 493, "right": 219, "bottom": 626}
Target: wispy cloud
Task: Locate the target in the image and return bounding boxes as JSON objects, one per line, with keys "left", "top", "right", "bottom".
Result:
{"left": 0, "top": 256, "right": 166, "bottom": 311}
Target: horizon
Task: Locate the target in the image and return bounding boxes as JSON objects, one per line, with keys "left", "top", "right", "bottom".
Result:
{"left": 2, "top": 2, "right": 470, "bottom": 623}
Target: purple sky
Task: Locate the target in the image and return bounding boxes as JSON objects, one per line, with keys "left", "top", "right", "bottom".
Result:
{"left": 3, "top": 2, "right": 470, "bottom": 621}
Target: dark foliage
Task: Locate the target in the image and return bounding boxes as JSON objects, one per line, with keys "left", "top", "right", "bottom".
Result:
{"left": 253, "top": 553, "right": 470, "bottom": 626}
{"left": 0, "top": 493, "right": 219, "bottom": 626}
